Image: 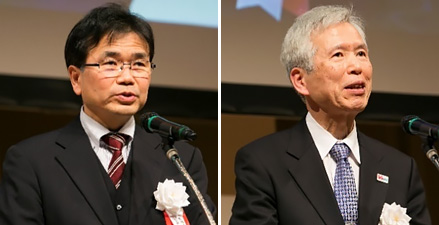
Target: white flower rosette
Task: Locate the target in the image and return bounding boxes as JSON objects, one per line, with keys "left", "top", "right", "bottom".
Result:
{"left": 379, "top": 202, "right": 411, "bottom": 225}
{"left": 154, "top": 179, "right": 190, "bottom": 224}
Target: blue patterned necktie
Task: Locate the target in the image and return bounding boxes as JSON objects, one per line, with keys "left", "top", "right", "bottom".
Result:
{"left": 330, "top": 143, "right": 358, "bottom": 225}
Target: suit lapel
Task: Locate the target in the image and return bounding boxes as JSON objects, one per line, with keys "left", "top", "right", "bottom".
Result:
{"left": 129, "top": 126, "right": 165, "bottom": 225}
{"left": 358, "top": 133, "right": 389, "bottom": 225}
{"left": 54, "top": 118, "right": 118, "bottom": 225}
{"left": 286, "top": 120, "right": 344, "bottom": 225}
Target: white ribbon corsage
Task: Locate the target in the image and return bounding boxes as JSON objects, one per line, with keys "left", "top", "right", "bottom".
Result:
{"left": 379, "top": 202, "right": 411, "bottom": 225}
{"left": 154, "top": 179, "right": 190, "bottom": 225}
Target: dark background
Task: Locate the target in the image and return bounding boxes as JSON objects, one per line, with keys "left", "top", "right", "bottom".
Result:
{"left": 0, "top": 75, "right": 218, "bottom": 212}
{"left": 222, "top": 83, "right": 439, "bottom": 225}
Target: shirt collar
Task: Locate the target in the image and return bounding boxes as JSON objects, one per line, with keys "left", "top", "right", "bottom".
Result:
{"left": 79, "top": 106, "right": 135, "bottom": 146}
{"left": 305, "top": 112, "right": 361, "bottom": 164}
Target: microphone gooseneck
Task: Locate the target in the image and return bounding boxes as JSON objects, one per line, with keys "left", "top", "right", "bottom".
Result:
{"left": 167, "top": 151, "right": 217, "bottom": 225}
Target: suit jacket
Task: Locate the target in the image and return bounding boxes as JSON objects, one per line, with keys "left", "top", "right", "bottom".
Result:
{"left": 230, "top": 119, "right": 431, "bottom": 225}
{"left": 0, "top": 117, "right": 215, "bottom": 225}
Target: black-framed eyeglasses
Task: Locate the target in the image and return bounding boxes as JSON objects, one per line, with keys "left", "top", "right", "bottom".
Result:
{"left": 83, "top": 59, "right": 156, "bottom": 78}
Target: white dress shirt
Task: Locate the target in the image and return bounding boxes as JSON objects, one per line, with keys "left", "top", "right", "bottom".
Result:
{"left": 305, "top": 112, "right": 361, "bottom": 193}
{"left": 79, "top": 107, "right": 135, "bottom": 170}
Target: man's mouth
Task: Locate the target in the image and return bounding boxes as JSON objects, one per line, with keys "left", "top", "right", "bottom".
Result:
{"left": 345, "top": 83, "right": 365, "bottom": 89}
{"left": 120, "top": 92, "right": 135, "bottom": 97}
{"left": 116, "top": 92, "right": 137, "bottom": 103}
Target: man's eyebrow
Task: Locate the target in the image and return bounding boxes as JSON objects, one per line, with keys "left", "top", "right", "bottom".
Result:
{"left": 328, "top": 43, "right": 368, "bottom": 52}
{"left": 99, "top": 51, "right": 148, "bottom": 60}
{"left": 132, "top": 52, "right": 148, "bottom": 59}
{"left": 355, "top": 43, "right": 368, "bottom": 51}
{"left": 102, "top": 51, "right": 120, "bottom": 58}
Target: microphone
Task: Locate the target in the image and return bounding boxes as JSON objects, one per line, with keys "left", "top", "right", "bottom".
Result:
{"left": 140, "top": 112, "right": 197, "bottom": 141}
{"left": 140, "top": 113, "right": 216, "bottom": 224}
{"left": 401, "top": 115, "right": 439, "bottom": 139}
{"left": 401, "top": 115, "right": 439, "bottom": 172}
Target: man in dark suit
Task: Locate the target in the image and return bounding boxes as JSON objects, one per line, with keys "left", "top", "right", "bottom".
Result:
{"left": 0, "top": 3, "right": 215, "bottom": 225}
{"left": 230, "top": 5, "right": 431, "bottom": 225}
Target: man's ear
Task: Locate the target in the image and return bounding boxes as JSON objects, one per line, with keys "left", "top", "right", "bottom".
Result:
{"left": 68, "top": 65, "right": 82, "bottom": 96}
{"left": 289, "top": 67, "right": 309, "bottom": 96}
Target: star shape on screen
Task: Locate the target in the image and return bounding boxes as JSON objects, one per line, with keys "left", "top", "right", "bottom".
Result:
{"left": 236, "top": 0, "right": 309, "bottom": 21}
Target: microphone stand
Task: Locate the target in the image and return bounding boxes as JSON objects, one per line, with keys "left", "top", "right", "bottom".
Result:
{"left": 421, "top": 136, "right": 439, "bottom": 172}
{"left": 161, "top": 137, "right": 217, "bottom": 225}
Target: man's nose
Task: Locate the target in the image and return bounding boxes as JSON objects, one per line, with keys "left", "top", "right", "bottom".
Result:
{"left": 347, "top": 55, "right": 362, "bottom": 75}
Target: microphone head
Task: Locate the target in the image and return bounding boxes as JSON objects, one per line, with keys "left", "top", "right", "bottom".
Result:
{"left": 139, "top": 112, "right": 197, "bottom": 141}
{"left": 140, "top": 112, "right": 159, "bottom": 133}
{"left": 401, "top": 115, "right": 420, "bottom": 135}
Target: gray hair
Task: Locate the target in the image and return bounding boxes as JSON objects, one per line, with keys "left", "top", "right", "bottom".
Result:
{"left": 280, "top": 5, "right": 367, "bottom": 75}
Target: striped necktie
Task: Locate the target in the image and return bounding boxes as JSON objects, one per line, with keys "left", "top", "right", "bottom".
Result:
{"left": 101, "top": 133, "right": 129, "bottom": 189}
{"left": 330, "top": 143, "right": 358, "bottom": 225}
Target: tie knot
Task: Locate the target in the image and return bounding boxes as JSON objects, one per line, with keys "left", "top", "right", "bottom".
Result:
{"left": 101, "top": 133, "right": 130, "bottom": 152}
{"left": 330, "top": 143, "right": 351, "bottom": 162}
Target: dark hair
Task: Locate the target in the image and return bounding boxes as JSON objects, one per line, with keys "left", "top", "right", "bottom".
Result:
{"left": 64, "top": 3, "right": 154, "bottom": 68}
